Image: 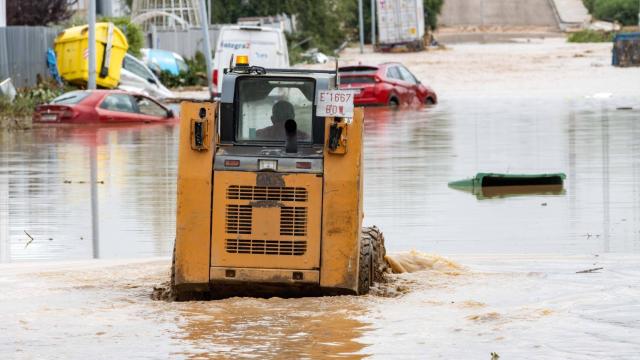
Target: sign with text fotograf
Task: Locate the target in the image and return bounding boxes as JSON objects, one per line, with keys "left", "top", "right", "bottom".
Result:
{"left": 316, "top": 90, "right": 357, "bottom": 118}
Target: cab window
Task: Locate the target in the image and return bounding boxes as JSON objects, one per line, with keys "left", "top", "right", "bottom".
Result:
{"left": 236, "top": 78, "right": 314, "bottom": 142}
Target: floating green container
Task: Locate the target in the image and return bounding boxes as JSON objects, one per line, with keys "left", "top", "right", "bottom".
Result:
{"left": 448, "top": 172, "right": 566, "bottom": 199}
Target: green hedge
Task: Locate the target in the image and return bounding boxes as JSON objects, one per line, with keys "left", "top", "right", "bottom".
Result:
{"left": 583, "top": 0, "right": 639, "bottom": 26}
{"left": 567, "top": 29, "right": 615, "bottom": 42}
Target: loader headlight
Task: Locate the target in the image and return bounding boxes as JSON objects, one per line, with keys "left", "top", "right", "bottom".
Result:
{"left": 258, "top": 159, "right": 277, "bottom": 171}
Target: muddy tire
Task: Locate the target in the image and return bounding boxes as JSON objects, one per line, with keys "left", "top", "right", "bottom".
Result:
{"left": 357, "top": 233, "right": 373, "bottom": 295}
{"left": 362, "top": 226, "right": 390, "bottom": 283}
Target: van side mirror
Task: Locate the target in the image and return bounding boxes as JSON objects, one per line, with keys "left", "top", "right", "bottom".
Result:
{"left": 147, "top": 77, "right": 157, "bottom": 84}
{"left": 167, "top": 109, "right": 175, "bottom": 118}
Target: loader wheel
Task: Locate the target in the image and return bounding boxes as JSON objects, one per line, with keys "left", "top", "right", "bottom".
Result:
{"left": 357, "top": 232, "right": 373, "bottom": 295}
{"left": 362, "top": 226, "right": 390, "bottom": 283}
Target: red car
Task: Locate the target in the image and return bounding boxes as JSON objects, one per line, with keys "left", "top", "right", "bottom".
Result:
{"left": 338, "top": 63, "right": 437, "bottom": 106}
{"left": 33, "top": 90, "right": 176, "bottom": 124}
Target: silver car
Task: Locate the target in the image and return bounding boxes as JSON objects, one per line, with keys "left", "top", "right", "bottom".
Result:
{"left": 119, "top": 53, "right": 173, "bottom": 100}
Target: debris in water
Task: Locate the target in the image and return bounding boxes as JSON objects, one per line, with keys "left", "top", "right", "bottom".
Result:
{"left": 576, "top": 267, "right": 604, "bottom": 274}
{"left": 467, "top": 311, "right": 501, "bottom": 322}
{"left": 385, "top": 251, "right": 464, "bottom": 275}
{"left": 448, "top": 173, "right": 566, "bottom": 199}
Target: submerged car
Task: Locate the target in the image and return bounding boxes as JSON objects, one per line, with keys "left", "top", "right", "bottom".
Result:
{"left": 141, "top": 48, "right": 189, "bottom": 76}
{"left": 338, "top": 63, "right": 437, "bottom": 106}
{"left": 33, "top": 90, "right": 176, "bottom": 124}
{"left": 119, "top": 54, "right": 174, "bottom": 100}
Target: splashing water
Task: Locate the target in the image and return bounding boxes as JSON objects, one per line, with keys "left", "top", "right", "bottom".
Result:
{"left": 384, "top": 250, "right": 465, "bottom": 275}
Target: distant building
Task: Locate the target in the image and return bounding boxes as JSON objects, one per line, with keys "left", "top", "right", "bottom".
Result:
{"left": 131, "top": 0, "right": 202, "bottom": 31}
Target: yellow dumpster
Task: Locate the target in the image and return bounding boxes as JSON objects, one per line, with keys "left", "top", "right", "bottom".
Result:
{"left": 54, "top": 22, "right": 129, "bottom": 89}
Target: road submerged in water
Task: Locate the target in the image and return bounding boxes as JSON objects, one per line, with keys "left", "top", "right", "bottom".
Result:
{"left": 2, "top": 39, "right": 640, "bottom": 358}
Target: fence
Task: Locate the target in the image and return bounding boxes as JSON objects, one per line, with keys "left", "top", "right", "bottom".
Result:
{"left": 149, "top": 26, "right": 221, "bottom": 59}
{"left": 0, "top": 26, "right": 60, "bottom": 88}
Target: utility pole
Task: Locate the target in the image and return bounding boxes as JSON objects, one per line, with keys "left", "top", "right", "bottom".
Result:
{"left": 358, "top": 0, "right": 364, "bottom": 53}
{"left": 208, "top": 0, "right": 212, "bottom": 26}
{"left": 371, "top": 0, "right": 376, "bottom": 47}
{"left": 88, "top": 0, "right": 97, "bottom": 90}
{"left": 198, "top": 0, "right": 214, "bottom": 98}
{"left": 87, "top": 0, "right": 99, "bottom": 258}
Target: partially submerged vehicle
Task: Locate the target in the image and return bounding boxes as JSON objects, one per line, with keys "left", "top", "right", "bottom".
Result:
{"left": 172, "top": 56, "right": 387, "bottom": 299}
{"left": 141, "top": 48, "right": 189, "bottom": 76}
{"left": 339, "top": 63, "right": 437, "bottom": 106}
{"left": 33, "top": 90, "right": 176, "bottom": 124}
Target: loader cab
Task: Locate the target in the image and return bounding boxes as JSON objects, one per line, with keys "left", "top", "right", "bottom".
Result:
{"left": 172, "top": 57, "right": 386, "bottom": 300}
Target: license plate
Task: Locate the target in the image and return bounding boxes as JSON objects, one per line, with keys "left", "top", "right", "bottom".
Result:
{"left": 41, "top": 114, "right": 58, "bottom": 122}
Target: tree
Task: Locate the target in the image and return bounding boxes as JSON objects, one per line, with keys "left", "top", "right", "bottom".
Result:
{"left": 7, "top": 0, "right": 78, "bottom": 26}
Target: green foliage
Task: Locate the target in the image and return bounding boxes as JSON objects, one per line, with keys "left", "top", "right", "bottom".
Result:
{"left": 583, "top": 0, "right": 596, "bottom": 12}
{"left": 99, "top": 16, "right": 145, "bottom": 58}
{"left": 424, "top": 0, "right": 445, "bottom": 30}
{"left": 583, "top": 0, "right": 639, "bottom": 26}
{"left": 210, "top": 0, "right": 444, "bottom": 60}
{"left": 0, "top": 81, "right": 75, "bottom": 118}
{"left": 593, "top": 0, "right": 639, "bottom": 26}
{"left": 567, "top": 29, "right": 615, "bottom": 42}
{"left": 157, "top": 51, "right": 208, "bottom": 88}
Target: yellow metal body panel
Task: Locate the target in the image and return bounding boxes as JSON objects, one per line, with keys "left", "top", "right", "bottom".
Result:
{"left": 320, "top": 109, "right": 365, "bottom": 292}
{"left": 211, "top": 171, "right": 322, "bottom": 270}
{"left": 174, "top": 102, "right": 217, "bottom": 289}
{"left": 210, "top": 267, "right": 319, "bottom": 284}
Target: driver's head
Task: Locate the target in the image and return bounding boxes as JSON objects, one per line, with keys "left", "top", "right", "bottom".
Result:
{"left": 271, "top": 100, "right": 295, "bottom": 126}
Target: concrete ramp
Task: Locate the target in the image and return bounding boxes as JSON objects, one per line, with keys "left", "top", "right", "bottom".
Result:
{"left": 439, "top": 0, "right": 559, "bottom": 28}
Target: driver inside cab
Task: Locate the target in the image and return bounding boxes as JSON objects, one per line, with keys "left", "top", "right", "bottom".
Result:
{"left": 256, "top": 100, "right": 310, "bottom": 141}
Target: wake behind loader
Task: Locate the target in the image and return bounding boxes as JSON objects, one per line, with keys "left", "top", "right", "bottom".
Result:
{"left": 172, "top": 56, "right": 388, "bottom": 299}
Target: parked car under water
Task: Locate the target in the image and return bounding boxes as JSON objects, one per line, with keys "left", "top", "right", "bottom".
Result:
{"left": 338, "top": 63, "right": 437, "bottom": 106}
{"left": 33, "top": 90, "right": 176, "bottom": 124}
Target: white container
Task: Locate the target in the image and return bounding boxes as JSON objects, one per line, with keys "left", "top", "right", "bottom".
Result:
{"left": 376, "top": 0, "right": 425, "bottom": 46}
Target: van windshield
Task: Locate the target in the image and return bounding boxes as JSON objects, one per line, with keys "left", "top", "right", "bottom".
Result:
{"left": 236, "top": 77, "right": 314, "bottom": 142}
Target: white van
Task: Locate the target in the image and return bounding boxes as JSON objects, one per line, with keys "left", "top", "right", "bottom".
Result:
{"left": 212, "top": 25, "right": 290, "bottom": 96}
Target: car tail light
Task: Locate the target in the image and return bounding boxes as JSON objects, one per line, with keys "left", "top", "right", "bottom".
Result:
{"left": 213, "top": 69, "right": 218, "bottom": 86}
{"left": 61, "top": 108, "right": 76, "bottom": 119}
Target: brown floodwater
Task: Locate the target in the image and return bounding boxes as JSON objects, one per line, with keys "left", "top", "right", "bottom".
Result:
{"left": 2, "top": 96, "right": 640, "bottom": 358}
{"left": 2, "top": 97, "right": 640, "bottom": 261}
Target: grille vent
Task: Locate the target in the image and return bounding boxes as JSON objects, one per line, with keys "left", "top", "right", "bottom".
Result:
{"left": 225, "top": 205, "right": 252, "bottom": 234}
{"left": 225, "top": 239, "right": 307, "bottom": 256}
{"left": 227, "top": 185, "right": 308, "bottom": 202}
{"left": 280, "top": 207, "right": 307, "bottom": 236}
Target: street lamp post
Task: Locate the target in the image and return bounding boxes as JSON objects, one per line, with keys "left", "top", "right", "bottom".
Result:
{"left": 358, "top": 0, "right": 364, "bottom": 54}
{"left": 87, "top": 0, "right": 97, "bottom": 90}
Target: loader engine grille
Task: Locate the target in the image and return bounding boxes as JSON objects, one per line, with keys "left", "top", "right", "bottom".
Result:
{"left": 225, "top": 205, "right": 252, "bottom": 234}
{"left": 280, "top": 207, "right": 307, "bottom": 236}
{"left": 227, "top": 185, "right": 308, "bottom": 202}
{"left": 225, "top": 239, "right": 307, "bottom": 256}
